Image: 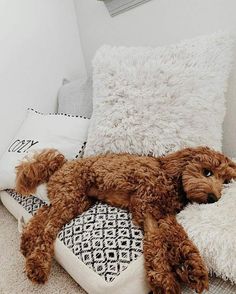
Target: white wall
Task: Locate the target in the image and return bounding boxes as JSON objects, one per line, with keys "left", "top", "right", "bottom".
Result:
{"left": 75, "top": 0, "right": 236, "bottom": 157}
{"left": 0, "top": 0, "right": 86, "bottom": 156}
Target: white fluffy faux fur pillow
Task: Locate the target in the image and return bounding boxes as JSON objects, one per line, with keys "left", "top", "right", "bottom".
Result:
{"left": 85, "top": 32, "right": 233, "bottom": 157}
{"left": 177, "top": 181, "right": 236, "bottom": 284}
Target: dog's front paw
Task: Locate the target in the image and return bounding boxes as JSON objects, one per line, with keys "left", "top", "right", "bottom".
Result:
{"left": 25, "top": 249, "right": 51, "bottom": 284}
{"left": 176, "top": 241, "right": 209, "bottom": 293}
{"left": 148, "top": 271, "right": 181, "bottom": 294}
{"left": 176, "top": 260, "right": 208, "bottom": 293}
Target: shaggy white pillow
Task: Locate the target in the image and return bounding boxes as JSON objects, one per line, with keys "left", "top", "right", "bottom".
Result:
{"left": 85, "top": 32, "right": 233, "bottom": 157}
{"left": 177, "top": 181, "right": 236, "bottom": 284}
{"left": 0, "top": 109, "right": 90, "bottom": 190}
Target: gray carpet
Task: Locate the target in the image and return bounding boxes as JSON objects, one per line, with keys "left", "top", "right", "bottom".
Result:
{"left": 1, "top": 202, "right": 236, "bottom": 294}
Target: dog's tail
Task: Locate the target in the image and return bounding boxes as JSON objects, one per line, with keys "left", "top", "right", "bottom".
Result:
{"left": 15, "top": 149, "right": 66, "bottom": 196}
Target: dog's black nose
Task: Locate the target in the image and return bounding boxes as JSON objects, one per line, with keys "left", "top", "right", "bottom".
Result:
{"left": 207, "top": 193, "right": 218, "bottom": 203}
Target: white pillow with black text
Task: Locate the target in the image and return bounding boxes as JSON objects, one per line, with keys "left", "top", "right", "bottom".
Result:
{"left": 0, "top": 109, "right": 90, "bottom": 191}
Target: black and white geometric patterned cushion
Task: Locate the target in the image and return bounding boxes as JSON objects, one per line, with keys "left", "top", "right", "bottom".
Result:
{"left": 6, "top": 189, "right": 143, "bottom": 283}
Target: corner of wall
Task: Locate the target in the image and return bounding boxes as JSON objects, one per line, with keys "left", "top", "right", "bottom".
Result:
{"left": 73, "top": 0, "right": 88, "bottom": 78}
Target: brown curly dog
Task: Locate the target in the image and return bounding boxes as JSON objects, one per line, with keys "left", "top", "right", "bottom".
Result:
{"left": 15, "top": 146, "right": 236, "bottom": 294}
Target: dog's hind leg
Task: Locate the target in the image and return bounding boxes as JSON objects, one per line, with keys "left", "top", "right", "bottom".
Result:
{"left": 20, "top": 205, "right": 51, "bottom": 257}
{"left": 25, "top": 192, "right": 93, "bottom": 284}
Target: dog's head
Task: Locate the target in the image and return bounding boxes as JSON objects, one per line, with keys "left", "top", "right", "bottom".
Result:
{"left": 182, "top": 147, "right": 236, "bottom": 204}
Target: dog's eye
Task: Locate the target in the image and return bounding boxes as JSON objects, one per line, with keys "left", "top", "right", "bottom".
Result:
{"left": 203, "top": 169, "right": 213, "bottom": 177}
{"left": 224, "top": 179, "right": 230, "bottom": 185}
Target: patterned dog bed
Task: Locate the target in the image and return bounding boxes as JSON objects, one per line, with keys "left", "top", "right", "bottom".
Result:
{"left": 0, "top": 189, "right": 149, "bottom": 294}
{"left": 1, "top": 190, "right": 236, "bottom": 294}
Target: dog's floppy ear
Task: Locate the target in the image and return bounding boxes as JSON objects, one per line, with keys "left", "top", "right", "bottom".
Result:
{"left": 167, "top": 146, "right": 210, "bottom": 161}
{"left": 162, "top": 147, "right": 205, "bottom": 178}
{"left": 186, "top": 146, "right": 212, "bottom": 162}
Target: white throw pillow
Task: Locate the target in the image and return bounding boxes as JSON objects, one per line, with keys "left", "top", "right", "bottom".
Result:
{"left": 177, "top": 180, "right": 236, "bottom": 284}
{"left": 0, "top": 109, "right": 90, "bottom": 190}
{"left": 85, "top": 32, "right": 233, "bottom": 157}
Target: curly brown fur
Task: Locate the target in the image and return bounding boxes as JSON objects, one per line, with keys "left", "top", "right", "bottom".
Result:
{"left": 15, "top": 146, "right": 236, "bottom": 293}
{"left": 144, "top": 214, "right": 208, "bottom": 293}
{"left": 16, "top": 149, "right": 66, "bottom": 195}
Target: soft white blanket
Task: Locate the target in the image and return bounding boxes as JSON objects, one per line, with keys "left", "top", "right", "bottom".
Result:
{"left": 178, "top": 181, "right": 236, "bottom": 283}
